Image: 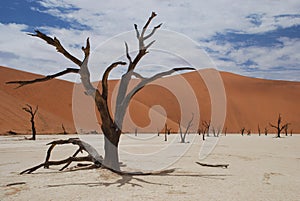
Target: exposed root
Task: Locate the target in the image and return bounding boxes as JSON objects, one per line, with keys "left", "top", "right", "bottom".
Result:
{"left": 20, "top": 138, "right": 175, "bottom": 176}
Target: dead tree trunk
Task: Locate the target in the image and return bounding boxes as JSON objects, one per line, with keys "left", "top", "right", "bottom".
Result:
{"left": 22, "top": 104, "right": 38, "bottom": 140}
{"left": 7, "top": 12, "right": 194, "bottom": 172}
{"left": 258, "top": 124, "right": 261, "bottom": 136}
{"left": 178, "top": 113, "right": 194, "bottom": 143}
{"left": 264, "top": 127, "right": 268, "bottom": 136}
{"left": 240, "top": 127, "right": 245, "bottom": 136}
{"left": 202, "top": 120, "right": 210, "bottom": 137}
{"left": 164, "top": 124, "right": 171, "bottom": 141}
{"left": 269, "top": 114, "right": 290, "bottom": 138}
{"left": 61, "top": 124, "right": 67, "bottom": 134}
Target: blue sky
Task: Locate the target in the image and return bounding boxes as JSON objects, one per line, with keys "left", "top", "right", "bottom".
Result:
{"left": 0, "top": 0, "right": 300, "bottom": 81}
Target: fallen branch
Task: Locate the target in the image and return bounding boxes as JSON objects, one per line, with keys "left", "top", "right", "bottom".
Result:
{"left": 196, "top": 162, "right": 229, "bottom": 169}
{"left": 20, "top": 138, "right": 175, "bottom": 176}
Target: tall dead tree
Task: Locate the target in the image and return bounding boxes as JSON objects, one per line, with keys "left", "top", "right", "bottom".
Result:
{"left": 7, "top": 12, "right": 194, "bottom": 171}
{"left": 178, "top": 113, "right": 194, "bottom": 143}
{"left": 23, "top": 104, "right": 38, "bottom": 140}
{"left": 269, "top": 114, "right": 290, "bottom": 138}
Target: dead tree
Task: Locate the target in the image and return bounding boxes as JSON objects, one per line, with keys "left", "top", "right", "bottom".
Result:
{"left": 135, "top": 128, "right": 138, "bottom": 136}
{"left": 197, "top": 127, "right": 205, "bottom": 140}
{"left": 61, "top": 124, "right": 68, "bottom": 134}
{"left": 7, "top": 12, "right": 194, "bottom": 172}
{"left": 224, "top": 127, "right": 227, "bottom": 136}
{"left": 258, "top": 124, "right": 261, "bottom": 136}
{"left": 20, "top": 138, "right": 175, "bottom": 176}
{"left": 284, "top": 124, "right": 289, "bottom": 136}
{"left": 202, "top": 120, "right": 210, "bottom": 137}
{"left": 22, "top": 104, "right": 38, "bottom": 140}
{"left": 178, "top": 113, "right": 194, "bottom": 143}
{"left": 247, "top": 129, "right": 251, "bottom": 136}
{"left": 269, "top": 114, "right": 290, "bottom": 138}
{"left": 240, "top": 127, "right": 245, "bottom": 136}
{"left": 164, "top": 124, "right": 171, "bottom": 141}
{"left": 264, "top": 127, "right": 268, "bottom": 136}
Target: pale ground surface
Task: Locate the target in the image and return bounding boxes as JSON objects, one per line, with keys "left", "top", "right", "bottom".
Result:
{"left": 0, "top": 134, "right": 299, "bottom": 201}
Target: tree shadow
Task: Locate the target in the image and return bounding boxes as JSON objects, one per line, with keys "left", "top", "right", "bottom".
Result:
{"left": 45, "top": 171, "right": 230, "bottom": 188}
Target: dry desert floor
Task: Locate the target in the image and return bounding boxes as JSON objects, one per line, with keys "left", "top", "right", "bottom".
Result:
{"left": 0, "top": 134, "right": 299, "bottom": 201}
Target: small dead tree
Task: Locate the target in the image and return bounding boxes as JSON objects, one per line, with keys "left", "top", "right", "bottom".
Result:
{"left": 269, "top": 114, "right": 290, "bottom": 138}
{"left": 164, "top": 124, "right": 171, "bottom": 142}
{"left": 23, "top": 104, "right": 38, "bottom": 140}
{"left": 178, "top": 113, "right": 194, "bottom": 143}
{"left": 224, "top": 127, "right": 227, "bottom": 136}
{"left": 240, "top": 127, "right": 245, "bottom": 136}
{"left": 258, "top": 124, "right": 261, "bottom": 136}
{"left": 284, "top": 124, "right": 289, "bottom": 136}
{"left": 197, "top": 127, "right": 205, "bottom": 140}
{"left": 264, "top": 127, "right": 268, "bottom": 136}
{"left": 61, "top": 124, "right": 68, "bottom": 134}
{"left": 135, "top": 128, "right": 138, "bottom": 136}
{"left": 247, "top": 129, "right": 251, "bottom": 136}
{"left": 290, "top": 129, "right": 293, "bottom": 136}
{"left": 202, "top": 120, "right": 210, "bottom": 137}
{"left": 7, "top": 12, "right": 194, "bottom": 172}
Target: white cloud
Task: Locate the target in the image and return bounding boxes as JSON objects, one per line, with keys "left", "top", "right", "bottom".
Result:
{"left": 1, "top": 0, "right": 300, "bottom": 81}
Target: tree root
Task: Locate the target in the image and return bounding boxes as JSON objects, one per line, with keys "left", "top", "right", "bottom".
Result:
{"left": 20, "top": 138, "right": 175, "bottom": 176}
{"left": 196, "top": 162, "right": 229, "bottom": 169}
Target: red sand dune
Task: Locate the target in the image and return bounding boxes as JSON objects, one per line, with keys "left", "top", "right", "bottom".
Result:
{"left": 0, "top": 65, "right": 299, "bottom": 134}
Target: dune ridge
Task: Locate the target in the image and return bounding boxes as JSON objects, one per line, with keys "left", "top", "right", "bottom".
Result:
{"left": 1, "top": 65, "right": 299, "bottom": 134}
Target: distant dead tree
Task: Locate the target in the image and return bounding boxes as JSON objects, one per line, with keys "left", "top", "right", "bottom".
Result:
{"left": 290, "top": 129, "right": 293, "bottom": 136}
{"left": 202, "top": 120, "right": 210, "bottom": 137}
{"left": 61, "top": 124, "right": 68, "bottom": 134}
{"left": 284, "top": 124, "right": 289, "bottom": 136}
{"left": 178, "top": 113, "right": 194, "bottom": 143}
{"left": 7, "top": 12, "right": 194, "bottom": 172}
{"left": 269, "top": 114, "right": 290, "bottom": 138}
{"left": 240, "top": 127, "right": 245, "bottom": 136}
{"left": 197, "top": 127, "right": 205, "bottom": 140}
{"left": 164, "top": 124, "right": 171, "bottom": 141}
{"left": 258, "top": 124, "right": 261, "bottom": 136}
{"left": 247, "top": 129, "right": 251, "bottom": 136}
{"left": 135, "top": 128, "right": 138, "bottom": 136}
{"left": 264, "top": 127, "right": 268, "bottom": 136}
{"left": 23, "top": 104, "right": 38, "bottom": 140}
{"left": 224, "top": 127, "right": 227, "bottom": 136}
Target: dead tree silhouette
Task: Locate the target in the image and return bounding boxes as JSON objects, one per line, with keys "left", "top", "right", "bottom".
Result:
{"left": 7, "top": 12, "right": 194, "bottom": 172}
{"left": 269, "top": 114, "right": 290, "bottom": 138}
{"left": 22, "top": 104, "right": 38, "bottom": 140}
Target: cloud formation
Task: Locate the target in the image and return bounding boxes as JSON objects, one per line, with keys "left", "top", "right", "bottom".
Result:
{"left": 0, "top": 0, "right": 299, "bottom": 81}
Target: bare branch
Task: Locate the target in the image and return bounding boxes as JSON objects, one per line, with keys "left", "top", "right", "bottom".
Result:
{"left": 124, "top": 42, "right": 132, "bottom": 64}
{"left": 123, "top": 67, "right": 195, "bottom": 110}
{"left": 132, "top": 72, "right": 146, "bottom": 80}
{"left": 145, "top": 40, "right": 156, "bottom": 50}
{"left": 101, "top": 61, "right": 127, "bottom": 100}
{"left": 6, "top": 68, "right": 79, "bottom": 88}
{"left": 144, "top": 23, "right": 163, "bottom": 40}
{"left": 141, "top": 12, "right": 157, "bottom": 37}
{"left": 134, "top": 24, "right": 140, "bottom": 39}
{"left": 28, "top": 30, "right": 82, "bottom": 66}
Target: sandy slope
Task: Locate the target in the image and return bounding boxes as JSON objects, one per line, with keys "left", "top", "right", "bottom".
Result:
{"left": 0, "top": 134, "right": 299, "bottom": 201}
{"left": 1, "top": 65, "right": 299, "bottom": 134}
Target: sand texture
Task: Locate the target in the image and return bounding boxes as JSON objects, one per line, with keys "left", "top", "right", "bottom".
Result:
{"left": 0, "top": 134, "right": 299, "bottom": 201}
